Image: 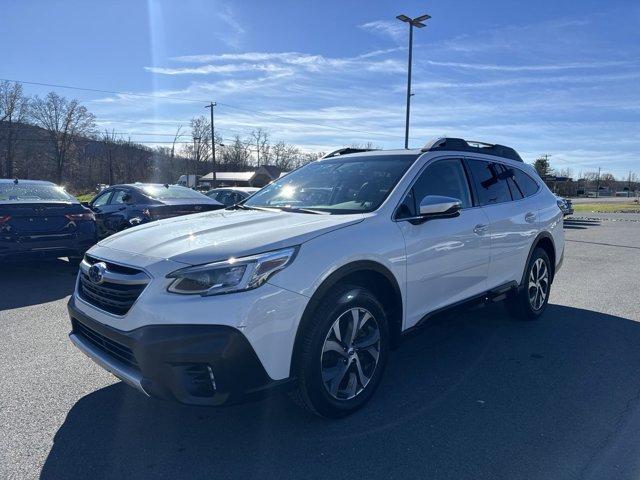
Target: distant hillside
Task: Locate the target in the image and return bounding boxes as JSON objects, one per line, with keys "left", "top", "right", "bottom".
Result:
{"left": 0, "top": 121, "right": 190, "bottom": 193}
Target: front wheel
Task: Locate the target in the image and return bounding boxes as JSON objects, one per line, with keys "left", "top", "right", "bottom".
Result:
{"left": 507, "top": 247, "right": 552, "bottom": 320}
{"left": 289, "top": 284, "right": 389, "bottom": 418}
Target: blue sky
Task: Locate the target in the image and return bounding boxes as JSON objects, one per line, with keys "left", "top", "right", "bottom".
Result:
{"left": 1, "top": 0, "right": 639, "bottom": 177}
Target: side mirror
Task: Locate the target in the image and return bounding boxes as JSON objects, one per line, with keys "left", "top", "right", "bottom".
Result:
{"left": 418, "top": 195, "right": 462, "bottom": 218}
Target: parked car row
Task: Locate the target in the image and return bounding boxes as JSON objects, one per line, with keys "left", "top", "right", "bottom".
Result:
{"left": 0, "top": 180, "right": 237, "bottom": 263}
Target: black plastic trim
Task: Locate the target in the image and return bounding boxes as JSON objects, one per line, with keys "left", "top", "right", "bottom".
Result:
{"left": 291, "top": 260, "right": 403, "bottom": 375}
{"left": 68, "top": 297, "right": 290, "bottom": 406}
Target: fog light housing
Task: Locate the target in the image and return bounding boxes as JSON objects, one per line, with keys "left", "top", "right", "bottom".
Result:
{"left": 178, "top": 363, "right": 217, "bottom": 397}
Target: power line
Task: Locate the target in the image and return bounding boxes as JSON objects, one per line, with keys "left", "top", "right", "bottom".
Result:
{"left": 1, "top": 77, "right": 411, "bottom": 141}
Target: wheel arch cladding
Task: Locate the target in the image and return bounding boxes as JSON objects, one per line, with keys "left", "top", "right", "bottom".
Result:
{"left": 290, "top": 261, "right": 403, "bottom": 377}
{"left": 524, "top": 233, "right": 556, "bottom": 284}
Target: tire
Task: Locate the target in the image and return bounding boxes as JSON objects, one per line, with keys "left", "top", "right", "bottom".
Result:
{"left": 506, "top": 247, "right": 552, "bottom": 320}
{"left": 289, "top": 284, "right": 389, "bottom": 418}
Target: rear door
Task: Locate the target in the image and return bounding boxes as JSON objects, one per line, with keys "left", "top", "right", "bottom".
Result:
{"left": 465, "top": 158, "right": 541, "bottom": 289}
{"left": 396, "top": 158, "right": 492, "bottom": 328}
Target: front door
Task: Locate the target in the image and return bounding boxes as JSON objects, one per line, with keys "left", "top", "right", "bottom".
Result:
{"left": 396, "top": 158, "right": 491, "bottom": 329}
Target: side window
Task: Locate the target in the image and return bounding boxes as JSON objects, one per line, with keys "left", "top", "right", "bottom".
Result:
{"left": 92, "top": 191, "right": 112, "bottom": 207}
{"left": 466, "top": 160, "right": 512, "bottom": 205}
{"left": 397, "top": 159, "right": 472, "bottom": 218}
{"left": 110, "top": 190, "right": 128, "bottom": 205}
{"left": 511, "top": 168, "right": 539, "bottom": 198}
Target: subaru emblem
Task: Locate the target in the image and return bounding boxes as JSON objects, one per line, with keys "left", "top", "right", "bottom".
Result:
{"left": 88, "top": 262, "right": 107, "bottom": 284}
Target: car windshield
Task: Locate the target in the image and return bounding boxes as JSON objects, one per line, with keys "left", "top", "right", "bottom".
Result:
{"left": 244, "top": 155, "right": 416, "bottom": 214}
{"left": 0, "top": 183, "right": 74, "bottom": 202}
{"left": 141, "top": 185, "right": 207, "bottom": 200}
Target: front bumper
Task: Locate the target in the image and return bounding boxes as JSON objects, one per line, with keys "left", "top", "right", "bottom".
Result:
{"left": 68, "top": 297, "right": 291, "bottom": 406}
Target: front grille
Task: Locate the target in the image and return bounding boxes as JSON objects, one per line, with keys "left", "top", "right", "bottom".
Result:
{"left": 77, "top": 256, "right": 149, "bottom": 315}
{"left": 72, "top": 319, "right": 138, "bottom": 370}
{"left": 78, "top": 273, "right": 146, "bottom": 315}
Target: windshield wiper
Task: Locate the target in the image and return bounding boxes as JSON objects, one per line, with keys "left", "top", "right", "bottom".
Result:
{"left": 271, "top": 206, "right": 330, "bottom": 215}
{"left": 229, "top": 204, "right": 329, "bottom": 215}
{"left": 228, "top": 204, "right": 274, "bottom": 212}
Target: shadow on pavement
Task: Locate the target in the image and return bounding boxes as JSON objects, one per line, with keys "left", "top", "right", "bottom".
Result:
{"left": 564, "top": 218, "right": 601, "bottom": 230}
{"left": 0, "top": 259, "right": 78, "bottom": 310}
{"left": 41, "top": 304, "right": 640, "bottom": 479}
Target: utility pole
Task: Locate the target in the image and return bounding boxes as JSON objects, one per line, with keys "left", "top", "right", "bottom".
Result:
{"left": 628, "top": 171, "right": 632, "bottom": 198}
{"left": 397, "top": 13, "right": 430, "bottom": 149}
{"left": 596, "top": 166, "right": 601, "bottom": 198}
{"left": 193, "top": 136, "right": 201, "bottom": 187}
{"left": 205, "top": 102, "right": 217, "bottom": 184}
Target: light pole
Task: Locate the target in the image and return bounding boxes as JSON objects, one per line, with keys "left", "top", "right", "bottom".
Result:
{"left": 205, "top": 101, "right": 217, "bottom": 182}
{"left": 396, "top": 13, "right": 430, "bottom": 149}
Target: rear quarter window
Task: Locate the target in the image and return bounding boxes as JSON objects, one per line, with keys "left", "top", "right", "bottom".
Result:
{"left": 510, "top": 168, "right": 540, "bottom": 198}
{"left": 466, "top": 159, "right": 513, "bottom": 205}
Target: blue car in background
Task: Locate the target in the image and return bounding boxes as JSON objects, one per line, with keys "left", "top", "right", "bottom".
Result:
{"left": 85, "top": 183, "right": 224, "bottom": 239}
{"left": 0, "top": 179, "right": 96, "bottom": 262}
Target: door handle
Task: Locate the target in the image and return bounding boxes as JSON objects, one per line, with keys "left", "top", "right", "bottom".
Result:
{"left": 525, "top": 212, "right": 536, "bottom": 223}
{"left": 473, "top": 224, "right": 488, "bottom": 235}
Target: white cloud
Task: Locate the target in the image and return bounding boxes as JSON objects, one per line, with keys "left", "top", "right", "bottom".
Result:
{"left": 359, "top": 20, "right": 405, "bottom": 42}
{"left": 146, "top": 50, "right": 406, "bottom": 76}
{"left": 424, "top": 60, "right": 635, "bottom": 72}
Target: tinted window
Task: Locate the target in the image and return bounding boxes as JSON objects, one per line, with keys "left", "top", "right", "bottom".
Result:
{"left": 467, "top": 160, "right": 512, "bottom": 205}
{"left": 141, "top": 185, "right": 208, "bottom": 200}
{"left": 92, "top": 191, "right": 112, "bottom": 207}
{"left": 110, "top": 190, "right": 129, "bottom": 204}
{"left": 0, "top": 183, "right": 74, "bottom": 202}
{"left": 509, "top": 168, "right": 539, "bottom": 198}
{"left": 397, "top": 159, "right": 472, "bottom": 218}
{"left": 245, "top": 155, "right": 416, "bottom": 214}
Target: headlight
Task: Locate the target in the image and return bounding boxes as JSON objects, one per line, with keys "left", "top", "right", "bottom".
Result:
{"left": 166, "top": 247, "right": 297, "bottom": 296}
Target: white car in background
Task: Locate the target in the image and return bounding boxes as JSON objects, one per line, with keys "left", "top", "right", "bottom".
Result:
{"left": 68, "top": 137, "right": 564, "bottom": 418}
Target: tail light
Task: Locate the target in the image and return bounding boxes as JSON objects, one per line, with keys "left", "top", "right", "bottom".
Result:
{"left": 0, "top": 215, "right": 11, "bottom": 225}
{"left": 65, "top": 212, "right": 95, "bottom": 222}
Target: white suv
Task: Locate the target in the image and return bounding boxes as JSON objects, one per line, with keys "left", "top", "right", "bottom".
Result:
{"left": 68, "top": 137, "right": 564, "bottom": 418}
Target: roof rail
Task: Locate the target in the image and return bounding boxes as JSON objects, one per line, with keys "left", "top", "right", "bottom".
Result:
{"left": 421, "top": 137, "right": 523, "bottom": 162}
{"left": 321, "top": 147, "right": 377, "bottom": 159}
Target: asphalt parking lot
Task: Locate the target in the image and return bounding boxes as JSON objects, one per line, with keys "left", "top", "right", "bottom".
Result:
{"left": 1, "top": 214, "right": 639, "bottom": 480}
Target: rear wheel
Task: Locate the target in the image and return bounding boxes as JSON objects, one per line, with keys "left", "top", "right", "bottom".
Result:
{"left": 507, "top": 247, "right": 552, "bottom": 320}
{"left": 289, "top": 284, "right": 389, "bottom": 418}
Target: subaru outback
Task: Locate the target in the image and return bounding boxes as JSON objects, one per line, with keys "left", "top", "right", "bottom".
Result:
{"left": 68, "top": 137, "right": 564, "bottom": 418}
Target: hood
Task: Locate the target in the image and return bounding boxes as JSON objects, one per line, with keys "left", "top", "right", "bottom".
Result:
{"left": 97, "top": 209, "right": 363, "bottom": 265}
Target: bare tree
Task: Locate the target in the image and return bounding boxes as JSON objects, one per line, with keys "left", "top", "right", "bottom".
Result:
{"left": 101, "top": 130, "right": 120, "bottom": 185}
{"left": 221, "top": 135, "right": 251, "bottom": 170}
{"left": 30, "top": 92, "right": 95, "bottom": 183}
{"left": 0, "top": 81, "right": 29, "bottom": 177}
{"left": 188, "top": 116, "right": 211, "bottom": 175}
{"left": 252, "top": 128, "right": 269, "bottom": 166}
{"left": 269, "top": 140, "right": 300, "bottom": 171}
